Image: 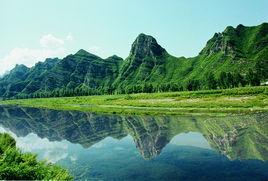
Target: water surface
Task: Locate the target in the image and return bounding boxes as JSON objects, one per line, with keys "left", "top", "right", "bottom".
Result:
{"left": 0, "top": 106, "right": 268, "bottom": 180}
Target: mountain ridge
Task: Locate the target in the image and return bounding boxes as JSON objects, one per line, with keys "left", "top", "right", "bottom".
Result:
{"left": 0, "top": 23, "right": 268, "bottom": 99}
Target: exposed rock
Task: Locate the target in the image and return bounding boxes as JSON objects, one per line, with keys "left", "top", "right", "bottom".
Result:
{"left": 129, "top": 33, "right": 166, "bottom": 59}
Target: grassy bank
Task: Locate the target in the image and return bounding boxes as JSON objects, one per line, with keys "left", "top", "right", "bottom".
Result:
{"left": 0, "top": 86, "right": 268, "bottom": 115}
{"left": 0, "top": 133, "right": 72, "bottom": 180}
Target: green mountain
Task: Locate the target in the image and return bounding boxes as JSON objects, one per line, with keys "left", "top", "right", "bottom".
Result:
{"left": 0, "top": 51, "right": 123, "bottom": 98}
{"left": 0, "top": 23, "right": 267, "bottom": 99}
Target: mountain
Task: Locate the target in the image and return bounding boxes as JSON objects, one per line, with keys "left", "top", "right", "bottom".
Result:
{"left": 0, "top": 50, "right": 123, "bottom": 98}
{"left": 195, "top": 23, "right": 268, "bottom": 80}
{"left": 0, "top": 23, "right": 268, "bottom": 99}
{"left": 113, "top": 33, "right": 167, "bottom": 86}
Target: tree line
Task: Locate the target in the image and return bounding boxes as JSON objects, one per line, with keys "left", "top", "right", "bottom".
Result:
{"left": 4, "top": 69, "right": 263, "bottom": 100}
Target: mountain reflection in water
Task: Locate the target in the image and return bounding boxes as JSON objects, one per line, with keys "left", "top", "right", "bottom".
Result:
{"left": 0, "top": 105, "right": 268, "bottom": 180}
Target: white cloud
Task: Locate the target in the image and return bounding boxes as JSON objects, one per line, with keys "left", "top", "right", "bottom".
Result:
{"left": 0, "top": 33, "right": 74, "bottom": 75}
{"left": 0, "top": 47, "right": 65, "bottom": 75}
{"left": 16, "top": 133, "right": 69, "bottom": 163}
{"left": 66, "top": 33, "right": 74, "bottom": 42}
{"left": 40, "top": 34, "right": 64, "bottom": 48}
{"left": 70, "top": 154, "right": 78, "bottom": 162}
{"left": 0, "top": 127, "right": 69, "bottom": 163}
{"left": 91, "top": 142, "right": 104, "bottom": 149}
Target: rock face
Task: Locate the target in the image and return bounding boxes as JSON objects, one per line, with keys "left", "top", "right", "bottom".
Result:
{"left": 129, "top": 33, "right": 166, "bottom": 58}
{"left": 123, "top": 116, "right": 171, "bottom": 159}
{"left": 200, "top": 23, "right": 268, "bottom": 58}
{"left": 112, "top": 33, "right": 169, "bottom": 88}
{"left": 202, "top": 113, "right": 268, "bottom": 161}
{"left": 200, "top": 26, "right": 240, "bottom": 56}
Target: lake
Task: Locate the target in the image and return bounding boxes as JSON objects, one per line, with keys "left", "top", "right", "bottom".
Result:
{"left": 0, "top": 105, "right": 268, "bottom": 180}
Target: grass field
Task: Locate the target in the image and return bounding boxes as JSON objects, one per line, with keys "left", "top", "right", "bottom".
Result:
{"left": 0, "top": 86, "right": 268, "bottom": 115}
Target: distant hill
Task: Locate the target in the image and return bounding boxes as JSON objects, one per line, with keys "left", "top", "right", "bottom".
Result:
{"left": 0, "top": 23, "right": 268, "bottom": 99}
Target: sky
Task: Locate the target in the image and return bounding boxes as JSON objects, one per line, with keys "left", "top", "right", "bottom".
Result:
{"left": 0, "top": 0, "right": 268, "bottom": 75}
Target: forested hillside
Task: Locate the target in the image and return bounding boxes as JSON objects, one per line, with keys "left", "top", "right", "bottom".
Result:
{"left": 0, "top": 23, "right": 267, "bottom": 99}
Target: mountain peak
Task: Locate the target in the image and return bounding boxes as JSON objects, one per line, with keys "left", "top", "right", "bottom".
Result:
{"left": 3, "top": 64, "right": 30, "bottom": 82}
{"left": 76, "top": 49, "right": 90, "bottom": 55}
{"left": 74, "top": 49, "right": 101, "bottom": 60}
{"left": 13, "top": 64, "right": 29, "bottom": 72}
{"left": 129, "top": 33, "right": 166, "bottom": 58}
{"left": 106, "top": 55, "right": 123, "bottom": 60}
{"left": 200, "top": 24, "right": 245, "bottom": 56}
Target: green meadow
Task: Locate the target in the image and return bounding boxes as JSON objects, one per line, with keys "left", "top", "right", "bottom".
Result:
{"left": 1, "top": 86, "right": 267, "bottom": 115}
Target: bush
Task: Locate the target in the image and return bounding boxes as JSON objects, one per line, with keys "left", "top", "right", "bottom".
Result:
{"left": 0, "top": 133, "right": 73, "bottom": 180}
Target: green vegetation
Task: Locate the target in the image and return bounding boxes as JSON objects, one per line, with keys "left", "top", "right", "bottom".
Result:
{"left": 0, "top": 133, "right": 73, "bottom": 180}
{"left": 0, "top": 23, "right": 267, "bottom": 99}
{"left": 1, "top": 86, "right": 267, "bottom": 115}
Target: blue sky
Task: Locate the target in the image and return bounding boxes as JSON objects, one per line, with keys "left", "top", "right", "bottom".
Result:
{"left": 0, "top": 0, "right": 267, "bottom": 74}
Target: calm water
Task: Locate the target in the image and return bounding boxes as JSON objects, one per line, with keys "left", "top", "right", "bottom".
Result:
{"left": 0, "top": 105, "right": 268, "bottom": 181}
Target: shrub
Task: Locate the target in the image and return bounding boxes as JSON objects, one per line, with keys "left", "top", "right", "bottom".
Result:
{"left": 0, "top": 133, "right": 73, "bottom": 180}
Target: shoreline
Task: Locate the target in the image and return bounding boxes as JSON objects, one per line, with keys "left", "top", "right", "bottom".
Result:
{"left": 0, "top": 86, "right": 267, "bottom": 116}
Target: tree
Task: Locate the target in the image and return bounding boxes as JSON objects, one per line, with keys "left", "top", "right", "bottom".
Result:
{"left": 233, "top": 72, "right": 245, "bottom": 87}
{"left": 255, "top": 59, "right": 268, "bottom": 80}
{"left": 206, "top": 73, "right": 217, "bottom": 90}
{"left": 186, "top": 79, "right": 201, "bottom": 91}
{"left": 246, "top": 69, "right": 260, "bottom": 86}
{"left": 226, "top": 72, "right": 234, "bottom": 88}
{"left": 218, "top": 72, "right": 227, "bottom": 89}
{"left": 142, "top": 83, "right": 153, "bottom": 93}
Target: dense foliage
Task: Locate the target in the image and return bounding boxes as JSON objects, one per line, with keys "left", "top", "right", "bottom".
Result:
{"left": 0, "top": 23, "right": 267, "bottom": 99}
{"left": 0, "top": 133, "right": 73, "bottom": 180}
